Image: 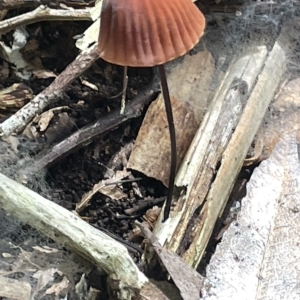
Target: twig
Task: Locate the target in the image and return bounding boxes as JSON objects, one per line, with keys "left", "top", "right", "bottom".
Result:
{"left": 104, "top": 177, "right": 143, "bottom": 186}
{"left": 23, "top": 79, "right": 160, "bottom": 174}
{"left": 0, "top": 5, "right": 92, "bottom": 34}
{"left": 124, "top": 197, "right": 165, "bottom": 215}
{"left": 0, "top": 0, "right": 95, "bottom": 9}
{"left": 0, "top": 43, "right": 99, "bottom": 136}
{"left": 94, "top": 226, "right": 143, "bottom": 254}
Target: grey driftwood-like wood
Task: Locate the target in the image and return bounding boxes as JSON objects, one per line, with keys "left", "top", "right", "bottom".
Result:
{"left": 154, "top": 38, "right": 286, "bottom": 268}
{"left": 0, "top": 172, "right": 147, "bottom": 300}
{"left": 201, "top": 136, "right": 300, "bottom": 299}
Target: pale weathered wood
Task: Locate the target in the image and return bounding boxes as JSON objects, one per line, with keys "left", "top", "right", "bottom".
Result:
{"left": 202, "top": 137, "right": 300, "bottom": 299}
{"left": 185, "top": 41, "right": 286, "bottom": 267}
{"left": 154, "top": 40, "right": 286, "bottom": 268}
{"left": 0, "top": 172, "right": 147, "bottom": 300}
{"left": 0, "top": 5, "right": 91, "bottom": 34}
{"left": 154, "top": 46, "right": 267, "bottom": 248}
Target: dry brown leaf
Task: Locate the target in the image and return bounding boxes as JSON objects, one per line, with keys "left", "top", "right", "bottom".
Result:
{"left": 38, "top": 110, "right": 54, "bottom": 132}
{"left": 32, "top": 245, "right": 59, "bottom": 254}
{"left": 137, "top": 222, "right": 203, "bottom": 300}
{"left": 0, "top": 83, "right": 33, "bottom": 111}
{"left": 45, "top": 275, "right": 69, "bottom": 296}
{"left": 127, "top": 51, "right": 214, "bottom": 186}
{"left": 128, "top": 95, "right": 198, "bottom": 186}
{"left": 33, "top": 268, "right": 62, "bottom": 294}
{"left": 75, "top": 169, "right": 130, "bottom": 213}
{"left": 32, "top": 69, "right": 57, "bottom": 79}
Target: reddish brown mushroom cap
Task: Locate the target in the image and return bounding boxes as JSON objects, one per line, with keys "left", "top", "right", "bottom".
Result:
{"left": 98, "top": 0, "right": 206, "bottom": 67}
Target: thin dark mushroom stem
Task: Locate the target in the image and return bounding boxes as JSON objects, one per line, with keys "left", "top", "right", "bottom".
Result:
{"left": 158, "top": 64, "right": 177, "bottom": 222}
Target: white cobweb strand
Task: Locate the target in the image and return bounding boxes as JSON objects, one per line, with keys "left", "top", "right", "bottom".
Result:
{"left": 201, "top": 136, "right": 300, "bottom": 300}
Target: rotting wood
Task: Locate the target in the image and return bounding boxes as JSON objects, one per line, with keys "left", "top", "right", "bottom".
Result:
{"left": 154, "top": 38, "right": 286, "bottom": 268}
{"left": 0, "top": 172, "right": 147, "bottom": 300}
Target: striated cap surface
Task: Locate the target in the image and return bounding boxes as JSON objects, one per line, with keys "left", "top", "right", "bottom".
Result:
{"left": 98, "top": 0, "right": 206, "bottom": 67}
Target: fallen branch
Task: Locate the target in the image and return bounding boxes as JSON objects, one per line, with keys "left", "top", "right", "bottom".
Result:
{"left": 23, "top": 79, "right": 159, "bottom": 174}
{"left": 0, "top": 0, "right": 95, "bottom": 9}
{"left": 124, "top": 197, "right": 165, "bottom": 215}
{"left": 0, "top": 5, "right": 92, "bottom": 34}
{"left": 0, "top": 43, "right": 99, "bottom": 136}
{"left": 0, "top": 172, "right": 147, "bottom": 300}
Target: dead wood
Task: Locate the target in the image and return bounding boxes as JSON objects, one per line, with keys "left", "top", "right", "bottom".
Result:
{"left": 0, "top": 5, "right": 91, "bottom": 34}
{"left": 22, "top": 80, "right": 159, "bottom": 175}
{"left": 154, "top": 36, "right": 286, "bottom": 268}
{"left": 0, "top": 0, "right": 95, "bottom": 9}
{"left": 0, "top": 43, "right": 99, "bottom": 136}
{"left": 124, "top": 197, "right": 165, "bottom": 215}
{"left": 0, "top": 172, "right": 147, "bottom": 300}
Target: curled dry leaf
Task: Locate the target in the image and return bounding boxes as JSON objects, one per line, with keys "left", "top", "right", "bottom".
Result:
{"left": 128, "top": 95, "right": 198, "bottom": 187}
{"left": 45, "top": 276, "right": 69, "bottom": 297}
{"left": 23, "top": 107, "right": 73, "bottom": 140}
{"left": 0, "top": 83, "right": 33, "bottom": 111}
{"left": 127, "top": 51, "right": 214, "bottom": 186}
{"left": 75, "top": 169, "right": 130, "bottom": 213}
{"left": 144, "top": 206, "right": 161, "bottom": 225}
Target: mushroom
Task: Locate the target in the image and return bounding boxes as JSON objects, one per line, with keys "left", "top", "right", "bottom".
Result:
{"left": 98, "top": 0, "right": 205, "bottom": 221}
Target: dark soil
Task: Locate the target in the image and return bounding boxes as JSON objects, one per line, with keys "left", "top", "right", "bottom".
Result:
{"left": 0, "top": 16, "right": 166, "bottom": 258}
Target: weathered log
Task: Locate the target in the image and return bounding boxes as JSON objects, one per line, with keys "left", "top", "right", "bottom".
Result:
{"left": 154, "top": 39, "right": 286, "bottom": 268}
{"left": 0, "top": 172, "right": 147, "bottom": 300}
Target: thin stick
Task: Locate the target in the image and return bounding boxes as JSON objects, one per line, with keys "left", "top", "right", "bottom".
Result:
{"left": 158, "top": 65, "right": 177, "bottom": 222}
{"left": 23, "top": 80, "right": 159, "bottom": 174}
{"left": 120, "top": 66, "right": 128, "bottom": 114}
{"left": 0, "top": 5, "right": 91, "bottom": 34}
